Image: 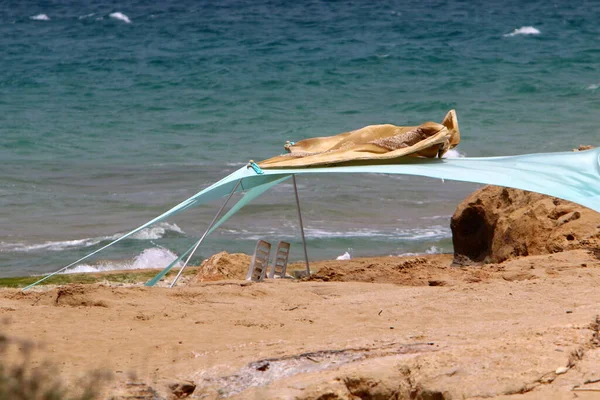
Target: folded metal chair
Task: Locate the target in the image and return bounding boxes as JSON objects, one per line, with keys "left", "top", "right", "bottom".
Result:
{"left": 246, "top": 240, "right": 271, "bottom": 282}
{"left": 269, "top": 241, "right": 291, "bottom": 279}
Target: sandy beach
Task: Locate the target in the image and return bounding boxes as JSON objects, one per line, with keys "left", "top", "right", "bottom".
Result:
{"left": 2, "top": 249, "right": 600, "bottom": 399}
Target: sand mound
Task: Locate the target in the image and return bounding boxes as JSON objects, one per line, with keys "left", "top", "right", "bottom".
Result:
{"left": 9, "top": 284, "right": 113, "bottom": 307}
{"left": 451, "top": 185, "right": 600, "bottom": 264}
{"left": 192, "top": 252, "right": 251, "bottom": 283}
{"left": 307, "top": 255, "right": 456, "bottom": 286}
{"left": 54, "top": 284, "right": 110, "bottom": 307}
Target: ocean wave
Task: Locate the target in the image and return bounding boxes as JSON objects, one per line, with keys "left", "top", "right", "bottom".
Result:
{"left": 109, "top": 12, "right": 131, "bottom": 23}
{"left": 30, "top": 14, "right": 50, "bottom": 21}
{"left": 221, "top": 226, "right": 450, "bottom": 241}
{"left": 0, "top": 222, "right": 185, "bottom": 253}
{"left": 0, "top": 238, "right": 104, "bottom": 253}
{"left": 78, "top": 13, "right": 95, "bottom": 20}
{"left": 130, "top": 222, "right": 184, "bottom": 240}
{"left": 395, "top": 226, "right": 450, "bottom": 240}
{"left": 397, "top": 246, "right": 444, "bottom": 257}
{"left": 504, "top": 26, "right": 540, "bottom": 37}
{"left": 220, "top": 228, "right": 388, "bottom": 240}
{"left": 62, "top": 247, "right": 181, "bottom": 274}
{"left": 305, "top": 228, "right": 395, "bottom": 238}
{"left": 587, "top": 84, "right": 599, "bottom": 90}
{"left": 421, "top": 215, "right": 451, "bottom": 220}
{"left": 425, "top": 245, "right": 442, "bottom": 254}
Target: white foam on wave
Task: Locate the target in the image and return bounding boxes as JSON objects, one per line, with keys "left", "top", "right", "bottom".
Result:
{"left": 421, "top": 214, "right": 451, "bottom": 220}
{"left": 130, "top": 222, "right": 184, "bottom": 240}
{"left": 442, "top": 149, "right": 464, "bottom": 158}
{"left": 62, "top": 247, "right": 181, "bottom": 274}
{"left": 109, "top": 12, "right": 131, "bottom": 23}
{"left": 586, "top": 84, "right": 599, "bottom": 90}
{"left": 305, "top": 228, "right": 396, "bottom": 239}
{"left": 504, "top": 26, "right": 540, "bottom": 37}
{"left": 397, "top": 246, "right": 444, "bottom": 257}
{"left": 0, "top": 238, "right": 104, "bottom": 252}
{"left": 78, "top": 13, "right": 95, "bottom": 20}
{"left": 222, "top": 225, "right": 450, "bottom": 241}
{"left": 227, "top": 228, "right": 395, "bottom": 240}
{"left": 0, "top": 222, "right": 185, "bottom": 253}
{"left": 396, "top": 226, "right": 450, "bottom": 240}
{"left": 30, "top": 14, "right": 50, "bottom": 21}
{"left": 425, "top": 245, "right": 442, "bottom": 254}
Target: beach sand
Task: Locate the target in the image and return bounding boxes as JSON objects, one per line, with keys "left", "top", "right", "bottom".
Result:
{"left": 2, "top": 250, "right": 600, "bottom": 399}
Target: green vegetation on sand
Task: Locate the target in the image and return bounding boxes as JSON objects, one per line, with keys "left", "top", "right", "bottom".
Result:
{"left": 0, "top": 268, "right": 199, "bottom": 289}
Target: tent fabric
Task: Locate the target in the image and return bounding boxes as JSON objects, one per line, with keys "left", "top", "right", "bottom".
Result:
{"left": 259, "top": 147, "right": 600, "bottom": 213}
{"left": 24, "top": 147, "right": 600, "bottom": 290}
{"left": 257, "top": 110, "right": 460, "bottom": 169}
{"left": 22, "top": 172, "right": 288, "bottom": 290}
{"left": 208, "top": 176, "right": 292, "bottom": 235}
{"left": 144, "top": 175, "right": 291, "bottom": 286}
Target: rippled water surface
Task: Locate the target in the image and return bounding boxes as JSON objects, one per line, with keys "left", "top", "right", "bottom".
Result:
{"left": 1, "top": 0, "right": 599, "bottom": 276}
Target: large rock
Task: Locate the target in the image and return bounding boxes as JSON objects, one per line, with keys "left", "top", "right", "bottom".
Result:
{"left": 451, "top": 186, "right": 600, "bottom": 264}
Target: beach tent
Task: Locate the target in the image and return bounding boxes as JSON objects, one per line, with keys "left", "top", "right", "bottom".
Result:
{"left": 24, "top": 147, "right": 600, "bottom": 290}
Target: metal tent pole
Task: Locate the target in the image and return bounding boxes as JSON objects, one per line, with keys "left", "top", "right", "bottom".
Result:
{"left": 169, "top": 179, "right": 242, "bottom": 288}
{"left": 292, "top": 175, "right": 310, "bottom": 275}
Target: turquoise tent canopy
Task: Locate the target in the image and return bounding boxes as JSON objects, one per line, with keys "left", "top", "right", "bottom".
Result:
{"left": 24, "top": 147, "right": 600, "bottom": 290}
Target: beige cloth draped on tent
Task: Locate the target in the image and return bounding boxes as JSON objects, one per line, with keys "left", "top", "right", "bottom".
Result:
{"left": 258, "top": 110, "right": 460, "bottom": 169}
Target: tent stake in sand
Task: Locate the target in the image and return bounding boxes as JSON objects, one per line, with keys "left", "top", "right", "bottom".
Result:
{"left": 293, "top": 175, "right": 310, "bottom": 275}
{"left": 169, "top": 179, "right": 242, "bottom": 288}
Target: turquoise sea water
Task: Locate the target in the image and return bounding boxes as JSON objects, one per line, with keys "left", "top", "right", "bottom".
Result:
{"left": 1, "top": 0, "right": 599, "bottom": 277}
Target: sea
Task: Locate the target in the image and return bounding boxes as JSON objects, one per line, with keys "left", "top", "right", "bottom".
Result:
{"left": 1, "top": 0, "right": 599, "bottom": 278}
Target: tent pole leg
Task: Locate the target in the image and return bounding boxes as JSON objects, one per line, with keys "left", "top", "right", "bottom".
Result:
{"left": 169, "top": 179, "right": 242, "bottom": 288}
{"left": 292, "top": 175, "right": 310, "bottom": 275}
